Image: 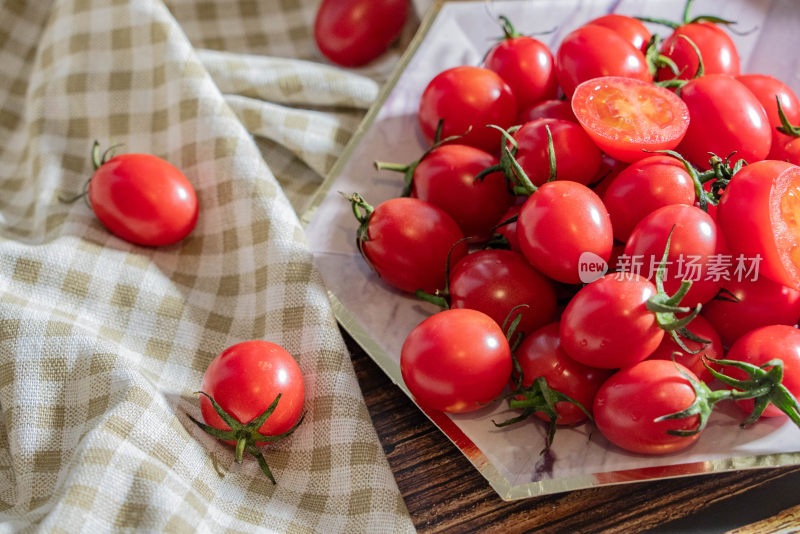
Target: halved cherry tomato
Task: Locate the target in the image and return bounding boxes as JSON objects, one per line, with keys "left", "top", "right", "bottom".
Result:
{"left": 571, "top": 76, "right": 690, "bottom": 163}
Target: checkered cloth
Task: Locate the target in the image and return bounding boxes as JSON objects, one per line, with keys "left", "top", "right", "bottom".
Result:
{"left": 0, "top": 0, "right": 426, "bottom": 531}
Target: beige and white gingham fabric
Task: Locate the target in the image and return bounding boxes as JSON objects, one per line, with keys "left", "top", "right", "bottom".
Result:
{"left": 0, "top": 0, "right": 427, "bottom": 531}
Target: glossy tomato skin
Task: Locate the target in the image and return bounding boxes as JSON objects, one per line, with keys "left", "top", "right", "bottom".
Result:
{"left": 676, "top": 75, "right": 771, "bottom": 170}
{"left": 88, "top": 153, "right": 198, "bottom": 246}
{"left": 400, "top": 309, "right": 512, "bottom": 413}
{"left": 200, "top": 341, "right": 304, "bottom": 445}
{"left": 716, "top": 160, "right": 800, "bottom": 290}
{"left": 313, "top": 0, "right": 408, "bottom": 67}
{"left": 449, "top": 249, "right": 557, "bottom": 336}
{"left": 560, "top": 273, "right": 663, "bottom": 369}
{"left": 724, "top": 325, "right": 800, "bottom": 418}
{"left": 657, "top": 22, "right": 739, "bottom": 81}
{"left": 735, "top": 74, "right": 800, "bottom": 160}
{"left": 411, "top": 144, "right": 513, "bottom": 238}
{"left": 517, "top": 181, "right": 613, "bottom": 285}
{"left": 360, "top": 197, "right": 467, "bottom": 294}
{"left": 646, "top": 315, "right": 722, "bottom": 384}
{"left": 516, "top": 322, "right": 612, "bottom": 425}
{"left": 418, "top": 66, "right": 517, "bottom": 153}
{"left": 593, "top": 360, "right": 703, "bottom": 454}
{"left": 517, "top": 99, "right": 577, "bottom": 124}
{"left": 603, "top": 155, "right": 696, "bottom": 242}
{"left": 495, "top": 202, "right": 522, "bottom": 252}
{"left": 571, "top": 76, "right": 690, "bottom": 163}
{"left": 624, "top": 204, "right": 729, "bottom": 307}
{"left": 555, "top": 25, "right": 651, "bottom": 99}
{"left": 514, "top": 118, "right": 602, "bottom": 186}
{"left": 587, "top": 14, "right": 651, "bottom": 53}
{"left": 484, "top": 35, "right": 558, "bottom": 111}
{"left": 702, "top": 276, "right": 800, "bottom": 348}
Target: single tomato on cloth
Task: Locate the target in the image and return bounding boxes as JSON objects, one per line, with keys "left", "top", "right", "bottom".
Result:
{"left": 400, "top": 309, "right": 512, "bottom": 413}
{"left": 190, "top": 340, "right": 305, "bottom": 484}
{"left": 571, "top": 76, "right": 690, "bottom": 163}
{"left": 81, "top": 142, "right": 198, "bottom": 246}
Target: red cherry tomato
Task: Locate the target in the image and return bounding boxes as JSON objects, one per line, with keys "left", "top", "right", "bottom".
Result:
{"left": 777, "top": 138, "right": 800, "bottom": 166}
{"left": 494, "top": 202, "right": 522, "bottom": 252}
{"left": 410, "top": 144, "right": 513, "bottom": 238}
{"left": 624, "top": 204, "right": 729, "bottom": 307}
{"left": 400, "top": 309, "right": 512, "bottom": 413}
{"left": 313, "top": 0, "right": 408, "bottom": 67}
{"left": 675, "top": 74, "right": 771, "bottom": 170}
{"left": 716, "top": 160, "right": 800, "bottom": 290}
{"left": 571, "top": 76, "right": 690, "bottom": 163}
{"left": 735, "top": 74, "right": 800, "bottom": 160}
{"left": 602, "top": 155, "right": 696, "bottom": 242}
{"left": 515, "top": 322, "right": 612, "bottom": 425}
{"left": 560, "top": 273, "right": 663, "bottom": 369}
{"left": 702, "top": 276, "right": 800, "bottom": 348}
{"left": 723, "top": 325, "right": 800, "bottom": 418}
{"left": 517, "top": 181, "right": 613, "bottom": 285}
{"left": 351, "top": 195, "right": 467, "bottom": 294}
{"left": 418, "top": 66, "right": 517, "bottom": 153}
{"left": 513, "top": 118, "right": 602, "bottom": 186}
{"left": 647, "top": 315, "right": 722, "bottom": 384}
{"left": 88, "top": 152, "right": 198, "bottom": 246}
{"left": 484, "top": 34, "right": 558, "bottom": 111}
{"left": 586, "top": 14, "right": 651, "bottom": 53}
{"left": 517, "top": 99, "right": 577, "bottom": 124}
{"left": 449, "top": 249, "right": 557, "bottom": 336}
{"left": 657, "top": 22, "right": 740, "bottom": 81}
{"left": 200, "top": 341, "right": 305, "bottom": 445}
{"left": 594, "top": 360, "right": 703, "bottom": 454}
{"left": 555, "top": 25, "right": 651, "bottom": 99}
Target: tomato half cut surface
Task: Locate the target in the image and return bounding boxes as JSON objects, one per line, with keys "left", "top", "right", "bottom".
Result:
{"left": 571, "top": 76, "right": 690, "bottom": 163}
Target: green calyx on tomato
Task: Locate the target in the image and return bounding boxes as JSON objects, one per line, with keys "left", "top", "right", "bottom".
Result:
{"left": 643, "top": 34, "right": 680, "bottom": 77}
{"left": 188, "top": 392, "right": 304, "bottom": 484}
{"left": 59, "top": 141, "right": 122, "bottom": 204}
{"left": 776, "top": 96, "right": 800, "bottom": 139}
{"left": 636, "top": 0, "right": 735, "bottom": 30}
{"left": 476, "top": 124, "right": 556, "bottom": 196}
{"left": 645, "top": 149, "right": 720, "bottom": 211}
{"left": 655, "top": 34, "right": 705, "bottom": 89}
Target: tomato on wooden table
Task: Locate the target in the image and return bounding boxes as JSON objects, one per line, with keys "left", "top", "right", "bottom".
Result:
{"left": 571, "top": 76, "right": 690, "bottom": 163}
{"left": 314, "top": 0, "right": 408, "bottom": 67}
{"left": 716, "top": 160, "right": 800, "bottom": 290}
{"left": 418, "top": 66, "right": 517, "bottom": 153}
{"left": 86, "top": 145, "right": 198, "bottom": 246}
{"left": 400, "top": 308, "right": 512, "bottom": 413}
{"left": 449, "top": 249, "right": 557, "bottom": 336}
{"left": 593, "top": 360, "right": 704, "bottom": 454}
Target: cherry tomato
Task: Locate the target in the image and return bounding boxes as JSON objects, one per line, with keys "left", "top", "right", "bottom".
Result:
{"left": 418, "top": 66, "right": 517, "bottom": 153}
{"left": 200, "top": 340, "right": 305, "bottom": 444}
{"left": 647, "top": 314, "right": 722, "bottom": 384}
{"left": 515, "top": 322, "right": 612, "bottom": 425}
{"left": 410, "top": 144, "right": 513, "bottom": 238}
{"left": 400, "top": 308, "right": 512, "bottom": 413}
{"left": 87, "top": 151, "right": 198, "bottom": 246}
{"left": 716, "top": 160, "right": 800, "bottom": 290}
{"left": 555, "top": 25, "right": 651, "bottom": 99}
{"left": 735, "top": 74, "right": 800, "bottom": 160}
{"left": 485, "top": 34, "right": 558, "bottom": 111}
{"left": 723, "top": 325, "right": 800, "bottom": 418}
{"left": 586, "top": 14, "right": 651, "bottom": 53}
{"left": 513, "top": 118, "right": 602, "bottom": 186}
{"left": 560, "top": 273, "right": 663, "bottom": 369}
{"left": 657, "top": 22, "right": 740, "bottom": 81}
{"left": 675, "top": 74, "right": 771, "bottom": 170}
{"left": 313, "top": 0, "right": 408, "bottom": 67}
{"left": 594, "top": 360, "right": 703, "bottom": 454}
{"left": 571, "top": 76, "right": 690, "bottom": 163}
{"left": 449, "top": 249, "right": 557, "bottom": 336}
{"left": 517, "top": 99, "right": 577, "bottom": 124}
{"left": 517, "top": 181, "right": 613, "bottom": 285}
{"left": 350, "top": 195, "right": 467, "bottom": 294}
{"left": 602, "top": 155, "right": 696, "bottom": 242}
{"left": 624, "top": 204, "right": 729, "bottom": 307}
{"left": 494, "top": 202, "right": 522, "bottom": 252}
{"left": 702, "top": 276, "right": 800, "bottom": 348}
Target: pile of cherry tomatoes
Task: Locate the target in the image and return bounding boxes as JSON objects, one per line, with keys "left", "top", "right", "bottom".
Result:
{"left": 349, "top": 2, "right": 800, "bottom": 455}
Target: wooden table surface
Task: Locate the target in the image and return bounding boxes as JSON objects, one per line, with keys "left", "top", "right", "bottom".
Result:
{"left": 343, "top": 329, "right": 800, "bottom": 533}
